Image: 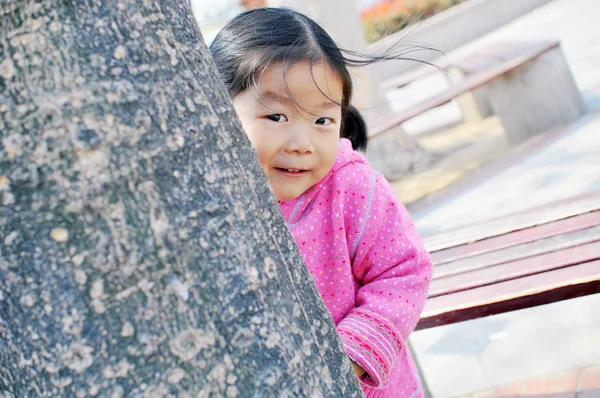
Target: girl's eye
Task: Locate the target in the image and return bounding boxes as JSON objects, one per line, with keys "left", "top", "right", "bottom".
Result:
{"left": 266, "top": 114, "right": 288, "bottom": 123}
{"left": 315, "top": 117, "right": 334, "bottom": 126}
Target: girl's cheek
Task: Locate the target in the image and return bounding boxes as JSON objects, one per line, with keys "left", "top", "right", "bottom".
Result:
{"left": 253, "top": 146, "right": 270, "bottom": 168}
{"left": 242, "top": 125, "right": 262, "bottom": 149}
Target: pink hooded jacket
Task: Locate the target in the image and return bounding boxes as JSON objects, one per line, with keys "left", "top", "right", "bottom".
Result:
{"left": 279, "top": 138, "right": 432, "bottom": 397}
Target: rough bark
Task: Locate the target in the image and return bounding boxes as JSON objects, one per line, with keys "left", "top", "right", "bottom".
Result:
{"left": 0, "top": 1, "right": 363, "bottom": 396}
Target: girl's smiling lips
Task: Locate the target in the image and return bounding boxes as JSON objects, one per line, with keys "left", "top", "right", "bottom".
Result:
{"left": 274, "top": 167, "right": 310, "bottom": 178}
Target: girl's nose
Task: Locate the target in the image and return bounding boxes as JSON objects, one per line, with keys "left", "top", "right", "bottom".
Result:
{"left": 284, "top": 123, "right": 313, "bottom": 154}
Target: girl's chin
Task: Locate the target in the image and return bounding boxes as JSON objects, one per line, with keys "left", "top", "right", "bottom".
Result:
{"left": 274, "top": 188, "right": 305, "bottom": 202}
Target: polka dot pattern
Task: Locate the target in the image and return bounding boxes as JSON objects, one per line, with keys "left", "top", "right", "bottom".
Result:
{"left": 279, "top": 139, "right": 433, "bottom": 397}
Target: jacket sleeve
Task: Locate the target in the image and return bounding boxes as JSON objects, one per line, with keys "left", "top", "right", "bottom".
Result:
{"left": 336, "top": 171, "right": 432, "bottom": 388}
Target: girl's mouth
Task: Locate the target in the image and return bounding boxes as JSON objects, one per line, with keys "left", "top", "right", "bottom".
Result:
{"left": 275, "top": 167, "right": 308, "bottom": 177}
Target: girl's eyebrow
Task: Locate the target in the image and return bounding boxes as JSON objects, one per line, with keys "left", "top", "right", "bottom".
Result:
{"left": 261, "top": 91, "right": 291, "bottom": 104}
{"left": 320, "top": 101, "right": 341, "bottom": 109}
{"left": 261, "top": 91, "right": 340, "bottom": 110}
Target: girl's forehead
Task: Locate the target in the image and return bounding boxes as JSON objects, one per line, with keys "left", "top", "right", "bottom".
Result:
{"left": 257, "top": 61, "right": 344, "bottom": 104}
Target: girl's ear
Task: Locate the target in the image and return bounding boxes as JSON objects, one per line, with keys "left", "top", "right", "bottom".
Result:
{"left": 341, "top": 105, "right": 368, "bottom": 152}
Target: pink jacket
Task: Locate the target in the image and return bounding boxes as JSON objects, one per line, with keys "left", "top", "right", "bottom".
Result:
{"left": 279, "top": 138, "right": 432, "bottom": 397}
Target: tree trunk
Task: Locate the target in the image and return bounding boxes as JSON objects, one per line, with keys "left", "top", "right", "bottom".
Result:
{"left": 0, "top": 1, "right": 363, "bottom": 396}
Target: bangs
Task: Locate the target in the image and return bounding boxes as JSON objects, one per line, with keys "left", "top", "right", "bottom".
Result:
{"left": 235, "top": 47, "right": 348, "bottom": 118}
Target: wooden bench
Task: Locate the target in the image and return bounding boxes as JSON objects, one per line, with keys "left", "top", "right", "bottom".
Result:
{"left": 380, "top": 64, "right": 439, "bottom": 91}
{"left": 370, "top": 40, "right": 586, "bottom": 143}
{"left": 411, "top": 191, "right": 600, "bottom": 395}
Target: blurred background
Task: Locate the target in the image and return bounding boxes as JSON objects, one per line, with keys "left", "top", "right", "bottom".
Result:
{"left": 193, "top": 1, "right": 600, "bottom": 397}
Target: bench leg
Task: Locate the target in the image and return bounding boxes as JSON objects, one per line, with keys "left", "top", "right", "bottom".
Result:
{"left": 366, "top": 126, "right": 433, "bottom": 181}
{"left": 447, "top": 66, "right": 493, "bottom": 123}
{"left": 409, "top": 339, "right": 433, "bottom": 398}
{"left": 485, "top": 45, "right": 586, "bottom": 142}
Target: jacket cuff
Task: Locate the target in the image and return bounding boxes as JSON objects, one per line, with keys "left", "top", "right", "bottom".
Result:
{"left": 337, "top": 308, "right": 403, "bottom": 388}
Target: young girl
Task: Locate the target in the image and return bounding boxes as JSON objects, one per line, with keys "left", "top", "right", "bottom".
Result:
{"left": 210, "top": 8, "right": 432, "bottom": 397}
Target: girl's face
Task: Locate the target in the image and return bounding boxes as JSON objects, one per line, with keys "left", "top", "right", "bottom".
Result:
{"left": 233, "top": 61, "right": 343, "bottom": 201}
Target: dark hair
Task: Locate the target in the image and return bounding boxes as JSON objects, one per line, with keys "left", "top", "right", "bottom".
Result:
{"left": 343, "top": 105, "right": 368, "bottom": 152}
{"left": 209, "top": 7, "right": 370, "bottom": 150}
{"left": 209, "top": 8, "right": 441, "bottom": 152}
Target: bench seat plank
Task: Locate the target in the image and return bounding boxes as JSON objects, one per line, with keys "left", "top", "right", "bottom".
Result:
{"left": 423, "top": 191, "right": 600, "bottom": 252}
{"left": 432, "top": 225, "right": 600, "bottom": 279}
{"left": 452, "top": 41, "right": 558, "bottom": 74}
{"left": 417, "top": 259, "right": 600, "bottom": 330}
{"left": 430, "top": 240, "right": 600, "bottom": 298}
{"left": 431, "top": 211, "right": 600, "bottom": 266}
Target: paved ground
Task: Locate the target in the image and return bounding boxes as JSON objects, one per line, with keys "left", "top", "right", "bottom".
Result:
{"left": 460, "top": 365, "right": 600, "bottom": 397}
{"left": 411, "top": 294, "right": 600, "bottom": 397}
{"left": 413, "top": 112, "right": 600, "bottom": 237}
{"left": 392, "top": 116, "right": 510, "bottom": 205}
{"left": 388, "top": 1, "right": 600, "bottom": 396}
